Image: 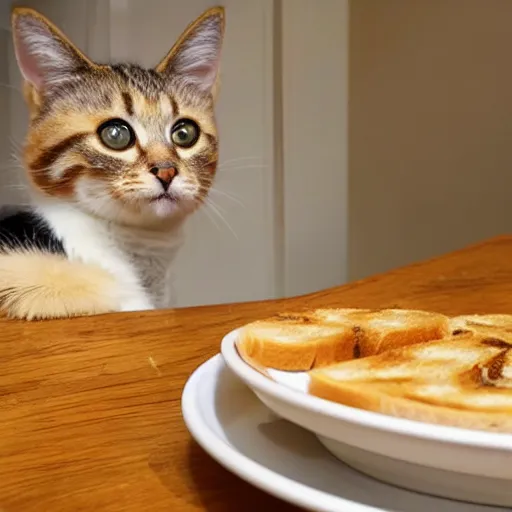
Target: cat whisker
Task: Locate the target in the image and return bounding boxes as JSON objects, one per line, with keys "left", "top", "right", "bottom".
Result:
{"left": 3, "top": 153, "right": 23, "bottom": 164}
{"left": 9, "top": 155, "right": 23, "bottom": 166}
{"left": 3, "top": 183, "right": 28, "bottom": 191}
{"left": 10, "top": 147, "right": 24, "bottom": 163}
{"left": 208, "top": 197, "right": 228, "bottom": 216}
{"left": 218, "top": 156, "right": 265, "bottom": 167}
{"left": 9, "top": 137, "right": 23, "bottom": 149}
{"left": 201, "top": 202, "right": 222, "bottom": 232}
{"left": 0, "top": 82, "right": 22, "bottom": 94}
{"left": 218, "top": 164, "right": 269, "bottom": 173}
{"left": 0, "top": 163, "right": 21, "bottom": 171}
{"left": 206, "top": 187, "right": 245, "bottom": 207}
{"left": 9, "top": 151, "right": 25, "bottom": 170}
{"left": 203, "top": 197, "right": 238, "bottom": 240}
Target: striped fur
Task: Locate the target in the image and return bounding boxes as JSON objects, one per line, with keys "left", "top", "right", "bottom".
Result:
{"left": 3, "top": 6, "right": 225, "bottom": 320}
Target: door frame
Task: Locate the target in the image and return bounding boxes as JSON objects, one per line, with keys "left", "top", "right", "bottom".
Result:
{"left": 279, "top": 0, "right": 349, "bottom": 297}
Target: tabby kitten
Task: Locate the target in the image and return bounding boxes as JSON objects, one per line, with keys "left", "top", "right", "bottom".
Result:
{"left": 0, "top": 6, "right": 224, "bottom": 320}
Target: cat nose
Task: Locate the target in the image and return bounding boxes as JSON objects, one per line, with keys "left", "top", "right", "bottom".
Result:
{"left": 149, "top": 164, "right": 177, "bottom": 191}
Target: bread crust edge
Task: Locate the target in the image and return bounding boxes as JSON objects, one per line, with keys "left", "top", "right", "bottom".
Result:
{"left": 309, "top": 374, "right": 512, "bottom": 433}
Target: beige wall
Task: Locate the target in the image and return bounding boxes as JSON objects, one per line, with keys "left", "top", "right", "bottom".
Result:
{"left": 349, "top": 0, "right": 512, "bottom": 280}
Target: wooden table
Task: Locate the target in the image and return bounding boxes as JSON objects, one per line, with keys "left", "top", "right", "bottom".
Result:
{"left": 2, "top": 236, "right": 512, "bottom": 511}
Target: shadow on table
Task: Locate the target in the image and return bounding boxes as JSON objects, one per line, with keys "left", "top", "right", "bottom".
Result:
{"left": 186, "top": 440, "right": 298, "bottom": 511}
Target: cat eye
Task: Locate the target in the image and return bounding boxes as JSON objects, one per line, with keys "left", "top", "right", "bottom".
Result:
{"left": 171, "top": 119, "right": 200, "bottom": 148}
{"left": 97, "top": 119, "right": 135, "bottom": 151}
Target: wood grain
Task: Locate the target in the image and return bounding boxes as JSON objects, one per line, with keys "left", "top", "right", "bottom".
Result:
{"left": 1, "top": 235, "right": 512, "bottom": 511}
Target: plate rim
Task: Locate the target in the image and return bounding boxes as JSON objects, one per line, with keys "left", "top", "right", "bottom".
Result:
{"left": 181, "top": 353, "right": 381, "bottom": 512}
{"left": 220, "top": 328, "right": 512, "bottom": 451}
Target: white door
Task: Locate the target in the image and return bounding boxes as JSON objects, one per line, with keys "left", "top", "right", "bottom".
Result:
{"left": 5, "top": 0, "right": 349, "bottom": 308}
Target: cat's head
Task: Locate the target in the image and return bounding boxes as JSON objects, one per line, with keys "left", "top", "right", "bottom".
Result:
{"left": 11, "top": 7, "right": 224, "bottom": 227}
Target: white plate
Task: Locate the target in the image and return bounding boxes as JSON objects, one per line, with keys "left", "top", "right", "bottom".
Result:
{"left": 182, "top": 354, "right": 503, "bottom": 512}
{"left": 220, "top": 328, "right": 512, "bottom": 507}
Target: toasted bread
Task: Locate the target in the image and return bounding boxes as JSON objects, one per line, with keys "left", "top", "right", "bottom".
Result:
{"left": 236, "top": 308, "right": 450, "bottom": 371}
{"left": 450, "top": 314, "right": 512, "bottom": 336}
{"left": 309, "top": 332, "right": 512, "bottom": 432}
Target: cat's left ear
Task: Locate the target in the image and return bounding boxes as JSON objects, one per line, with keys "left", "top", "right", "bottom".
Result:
{"left": 11, "top": 7, "right": 95, "bottom": 92}
{"left": 156, "top": 7, "right": 225, "bottom": 97}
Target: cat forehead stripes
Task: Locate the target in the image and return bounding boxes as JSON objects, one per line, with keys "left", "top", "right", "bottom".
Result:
{"left": 111, "top": 64, "right": 215, "bottom": 112}
{"left": 29, "top": 66, "right": 214, "bottom": 125}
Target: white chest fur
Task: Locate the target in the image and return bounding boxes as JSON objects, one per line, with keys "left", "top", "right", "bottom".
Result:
{"left": 36, "top": 200, "right": 184, "bottom": 311}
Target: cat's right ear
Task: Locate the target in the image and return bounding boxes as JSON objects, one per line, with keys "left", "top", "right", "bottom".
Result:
{"left": 156, "top": 7, "right": 225, "bottom": 96}
{"left": 11, "top": 8, "right": 95, "bottom": 92}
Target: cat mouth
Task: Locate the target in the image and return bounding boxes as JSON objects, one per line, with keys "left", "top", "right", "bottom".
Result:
{"left": 150, "top": 193, "right": 177, "bottom": 203}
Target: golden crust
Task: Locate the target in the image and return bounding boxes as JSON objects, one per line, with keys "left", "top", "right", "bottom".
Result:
{"left": 237, "top": 325, "right": 356, "bottom": 371}
{"left": 449, "top": 314, "right": 512, "bottom": 336}
{"left": 309, "top": 374, "right": 512, "bottom": 433}
{"left": 237, "top": 308, "right": 512, "bottom": 432}
{"left": 236, "top": 308, "right": 450, "bottom": 371}
{"left": 309, "top": 333, "right": 512, "bottom": 432}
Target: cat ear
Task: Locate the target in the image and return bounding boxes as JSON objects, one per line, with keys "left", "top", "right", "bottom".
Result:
{"left": 156, "top": 7, "right": 225, "bottom": 95}
{"left": 11, "top": 8, "right": 95, "bottom": 91}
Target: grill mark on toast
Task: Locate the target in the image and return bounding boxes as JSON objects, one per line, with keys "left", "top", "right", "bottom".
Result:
{"left": 479, "top": 349, "right": 510, "bottom": 387}
{"left": 477, "top": 339, "right": 512, "bottom": 387}
{"left": 276, "top": 313, "right": 313, "bottom": 324}
{"left": 352, "top": 326, "right": 363, "bottom": 359}
{"left": 452, "top": 328, "right": 471, "bottom": 336}
{"left": 481, "top": 337, "right": 512, "bottom": 349}
{"left": 486, "top": 351, "right": 507, "bottom": 381}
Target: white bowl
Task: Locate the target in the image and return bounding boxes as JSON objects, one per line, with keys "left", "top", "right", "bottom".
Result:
{"left": 182, "top": 354, "right": 500, "bottom": 512}
{"left": 221, "top": 328, "right": 512, "bottom": 507}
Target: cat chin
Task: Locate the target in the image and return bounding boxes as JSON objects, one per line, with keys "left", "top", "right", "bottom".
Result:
{"left": 116, "top": 204, "right": 189, "bottom": 227}
{"left": 150, "top": 196, "right": 180, "bottom": 218}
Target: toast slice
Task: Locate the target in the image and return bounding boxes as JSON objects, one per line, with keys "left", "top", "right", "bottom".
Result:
{"left": 308, "top": 332, "right": 512, "bottom": 432}
{"left": 450, "top": 314, "right": 512, "bottom": 336}
{"left": 236, "top": 308, "right": 450, "bottom": 371}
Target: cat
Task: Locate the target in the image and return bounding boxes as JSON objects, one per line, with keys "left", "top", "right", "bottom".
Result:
{"left": 0, "top": 6, "right": 225, "bottom": 320}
